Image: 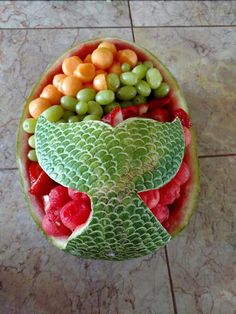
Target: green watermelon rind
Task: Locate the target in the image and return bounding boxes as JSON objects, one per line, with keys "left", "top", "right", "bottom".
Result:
{"left": 16, "top": 37, "right": 200, "bottom": 256}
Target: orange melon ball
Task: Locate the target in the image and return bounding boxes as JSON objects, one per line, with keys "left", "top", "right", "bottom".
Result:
{"left": 62, "top": 56, "right": 82, "bottom": 75}
{"left": 93, "top": 73, "right": 108, "bottom": 91}
{"left": 98, "top": 42, "right": 117, "bottom": 56}
{"left": 95, "top": 69, "right": 107, "bottom": 75}
{"left": 61, "top": 76, "right": 83, "bottom": 97}
{"left": 74, "top": 63, "right": 96, "bottom": 83}
{"left": 53, "top": 74, "right": 67, "bottom": 88}
{"left": 40, "top": 84, "right": 63, "bottom": 105}
{"left": 29, "top": 97, "right": 51, "bottom": 119}
{"left": 84, "top": 54, "right": 92, "bottom": 63}
{"left": 109, "top": 62, "right": 122, "bottom": 75}
{"left": 91, "top": 48, "right": 113, "bottom": 70}
{"left": 117, "top": 49, "right": 138, "bottom": 68}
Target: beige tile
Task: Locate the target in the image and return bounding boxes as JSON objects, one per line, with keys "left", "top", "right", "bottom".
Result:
{"left": 0, "top": 1, "right": 130, "bottom": 28}
{"left": 167, "top": 156, "right": 236, "bottom": 314}
{"left": 0, "top": 170, "right": 173, "bottom": 314}
{"left": 134, "top": 27, "right": 236, "bottom": 155}
{"left": 0, "top": 28, "right": 133, "bottom": 168}
{"left": 130, "top": 1, "right": 236, "bottom": 26}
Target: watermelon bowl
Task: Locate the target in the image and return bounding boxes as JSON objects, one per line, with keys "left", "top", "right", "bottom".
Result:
{"left": 16, "top": 37, "right": 200, "bottom": 261}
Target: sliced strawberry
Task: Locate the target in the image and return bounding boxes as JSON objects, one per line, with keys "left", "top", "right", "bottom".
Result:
{"left": 49, "top": 185, "right": 71, "bottom": 208}
{"left": 173, "top": 109, "right": 192, "bottom": 128}
{"left": 29, "top": 170, "right": 57, "bottom": 196}
{"left": 151, "top": 204, "right": 169, "bottom": 223}
{"left": 147, "top": 95, "right": 171, "bottom": 111}
{"left": 149, "top": 108, "right": 170, "bottom": 122}
{"left": 28, "top": 162, "right": 42, "bottom": 185}
{"left": 183, "top": 126, "right": 191, "bottom": 147}
{"left": 42, "top": 211, "right": 71, "bottom": 237}
{"left": 138, "top": 189, "right": 160, "bottom": 210}
{"left": 68, "top": 189, "right": 91, "bottom": 206}
{"left": 174, "top": 161, "right": 190, "bottom": 186}
{"left": 138, "top": 104, "right": 148, "bottom": 115}
{"left": 102, "top": 107, "right": 123, "bottom": 127}
{"left": 159, "top": 179, "right": 180, "bottom": 205}
{"left": 60, "top": 200, "right": 91, "bottom": 231}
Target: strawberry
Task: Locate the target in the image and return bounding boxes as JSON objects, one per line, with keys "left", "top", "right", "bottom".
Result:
{"left": 148, "top": 108, "right": 170, "bottom": 122}
{"left": 29, "top": 170, "right": 57, "bottom": 196}
{"left": 151, "top": 204, "right": 169, "bottom": 223}
{"left": 49, "top": 185, "right": 71, "bottom": 208}
{"left": 122, "top": 106, "right": 139, "bottom": 119}
{"left": 138, "top": 189, "right": 160, "bottom": 210}
{"left": 68, "top": 189, "right": 91, "bottom": 206}
{"left": 173, "top": 109, "right": 192, "bottom": 128}
{"left": 102, "top": 107, "right": 123, "bottom": 127}
{"left": 60, "top": 200, "right": 91, "bottom": 231}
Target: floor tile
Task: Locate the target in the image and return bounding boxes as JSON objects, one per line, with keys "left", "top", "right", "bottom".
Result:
{"left": 167, "top": 156, "right": 236, "bottom": 314}
{"left": 134, "top": 27, "right": 236, "bottom": 155}
{"left": 0, "top": 28, "right": 133, "bottom": 168}
{"left": 130, "top": 1, "right": 236, "bottom": 26}
{"left": 0, "top": 170, "right": 174, "bottom": 314}
{"left": 0, "top": 1, "right": 130, "bottom": 28}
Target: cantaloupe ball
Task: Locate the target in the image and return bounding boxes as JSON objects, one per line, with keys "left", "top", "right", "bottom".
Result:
{"left": 84, "top": 54, "right": 92, "bottom": 63}
{"left": 98, "top": 42, "right": 117, "bottom": 56}
{"left": 61, "top": 76, "right": 83, "bottom": 97}
{"left": 117, "top": 49, "right": 138, "bottom": 68}
{"left": 29, "top": 97, "right": 51, "bottom": 119}
{"left": 91, "top": 48, "right": 113, "bottom": 70}
{"left": 109, "top": 62, "right": 122, "bottom": 75}
{"left": 62, "top": 56, "right": 82, "bottom": 75}
{"left": 53, "top": 74, "right": 67, "bottom": 89}
{"left": 93, "top": 73, "right": 108, "bottom": 91}
{"left": 40, "top": 84, "right": 62, "bottom": 105}
{"left": 74, "top": 63, "right": 96, "bottom": 83}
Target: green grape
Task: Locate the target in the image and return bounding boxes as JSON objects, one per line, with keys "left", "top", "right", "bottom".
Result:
{"left": 136, "top": 80, "right": 151, "bottom": 97}
{"left": 42, "top": 105, "right": 64, "bottom": 122}
{"left": 23, "top": 118, "right": 37, "bottom": 134}
{"left": 132, "top": 64, "right": 148, "bottom": 80}
{"left": 76, "top": 88, "right": 96, "bottom": 102}
{"left": 107, "top": 73, "right": 120, "bottom": 92}
{"left": 143, "top": 61, "right": 153, "bottom": 69}
{"left": 95, "top": 90, "right": 115, "bottom": 105}
{"left": 132, "top": 95, "right": 147, "bottom": 105}
{"left": 28, "top": 149, "right": 37, "bottom": 161}
{"left": 120, "top": 101, "right": 133, "bottom": 108}
{"left": 146, "top": 68, "right": 163, "bottom": 89}
{"left": 120, "top": 72, "right": 139, "bottom": 86}
{"left": 104, "top": 102, "right": 120, "bottom": 114}
{"left": 68, "top": 115, "right": 80, "bottom": 123}
{"left": 153, "top": 82, "right": 170, "bottom": 98}
{"left": 63, "top": 110, "right": 74, "bottom": 120}
{"left": 83, "top": 114, "right": 101, "bottom": 121}
{"left": 87, "top": 101, "right": 103, "bottom": 117}
{"left": 75, "top": 101, "right": 88, "bottom": 115}
{"left": 121, "top": 63, "right": 131, "bottom": 72}
{"left": 28, "top": 135, "right": 35, "bottom": 148}
{"left": 116, "top": 86, "right": 137, "bottom": 100}
{"left": 61, "top": 96, "right": 77, "bottom": 111}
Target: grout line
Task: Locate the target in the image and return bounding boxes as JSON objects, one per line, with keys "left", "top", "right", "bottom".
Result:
{"left": 127, "top": 0, "right": 135, "bottom": 42}
{"left": 198, "top": 153, "right": 236, "bottom": 159}
{"left": 0, "top": 167, "right": 18, "bottom": 171}
{"left": 165, "top": 247, "right": 178, "bottom": 314}
{"left": 1, "top": 25, "right": 236, "bottom": 31}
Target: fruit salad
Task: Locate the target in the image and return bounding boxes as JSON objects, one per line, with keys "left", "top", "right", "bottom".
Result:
{"left": 17, "top": 38, "right": 199, "bottom": 260}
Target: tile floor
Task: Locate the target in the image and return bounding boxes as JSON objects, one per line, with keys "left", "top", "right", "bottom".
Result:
{"left": 0, "top": 1, "right": 235, "bottom": 313}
